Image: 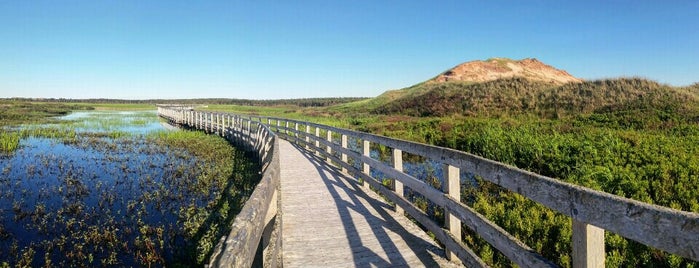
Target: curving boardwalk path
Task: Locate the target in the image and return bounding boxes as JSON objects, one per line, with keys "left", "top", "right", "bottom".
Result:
{"left": 278, "top": 140, "right": 459, "bottom": 267}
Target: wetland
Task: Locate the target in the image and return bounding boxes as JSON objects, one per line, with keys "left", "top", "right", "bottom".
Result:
{"left": 0, "top": 108, "right": 260, "bottom": 267}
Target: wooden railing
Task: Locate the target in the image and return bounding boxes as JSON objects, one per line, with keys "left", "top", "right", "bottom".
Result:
{"left": 158, "top": 106, "right": 699, "bottom": 268}
{"left": 157, "top": 105, "right": 282, "bottom": 267}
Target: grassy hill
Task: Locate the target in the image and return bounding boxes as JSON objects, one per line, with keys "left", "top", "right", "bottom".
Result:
{"left": 363, "top": 77, "right": 699, "bottom": 129}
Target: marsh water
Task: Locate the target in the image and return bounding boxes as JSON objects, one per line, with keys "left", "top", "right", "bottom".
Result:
{"left": 0, "top": 110, "right": 250, "bottom": 267}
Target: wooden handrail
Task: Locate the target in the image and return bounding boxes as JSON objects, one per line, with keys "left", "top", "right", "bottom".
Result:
{"left": 157, "top": 106, "right": 699, "bottom": 268}
{"left": 157, "top": 106, "right": 282, "bottom": 267}
{"left": 257, "top": 115, "right": 699, "bottom": 265}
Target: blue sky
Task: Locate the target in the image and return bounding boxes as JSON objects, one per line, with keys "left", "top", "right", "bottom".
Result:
{"left": 1, "top": 1, "right": 697, "bottom": 99}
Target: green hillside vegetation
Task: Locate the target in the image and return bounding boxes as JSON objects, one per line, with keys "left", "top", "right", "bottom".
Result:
{"left": 373, "top": 78, "right": 699, "bottom": 124}
{"left": 316, "top": 77, "right": 699, "bottom": 267}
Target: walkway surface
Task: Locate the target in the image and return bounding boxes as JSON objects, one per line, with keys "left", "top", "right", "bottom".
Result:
{"left": 278, "top": 139, "right": 459, "bottom": 267}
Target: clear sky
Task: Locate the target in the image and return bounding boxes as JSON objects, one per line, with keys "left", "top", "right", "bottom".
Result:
{"left": 1, "top": 1, "right": 697, "bottom": 100}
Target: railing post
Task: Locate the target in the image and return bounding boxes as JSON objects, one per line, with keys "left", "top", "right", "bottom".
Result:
{"left": 285, "top": 121, "right": 290, "bottom": 137}
{"left": 326, "top": 130, "right": 333, "bottom": 164}
{"left": 225, "top": 114, "right": 230, "bottom": 138}
{"left": 573, "top": 220, "right": 605, "bottom": 268}
{"left": 294, "top": 122, "right": 299, "bottom": 144}
{"left": 305, "top": 124, "right": 311, "bottom": 149}
{"left": 216, "top": 113, "right": 220, "bottom": 136}
{"left": 444, "top": 164, "right": 462, "bottom": 262}
{"left": 362, "top": 140, "right": 370, "bottom": 189}
{"left": 315, "top": 127, "right": 321, "bottom": 156}
{"left": 341, "top": 134, "right": 348, "bottom": 173}
{"left": 246, "top": 120, "right": 251, "bottom": 149}
{"left": 392, "top": 148, "right": 404, "bottom": 215}
{"left": 219, "top": 113, "right": 223, "bottom": 136}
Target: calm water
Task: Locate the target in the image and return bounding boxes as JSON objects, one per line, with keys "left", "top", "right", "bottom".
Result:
{"left": 0, "top": 111, "right": 213, "bottom": 266}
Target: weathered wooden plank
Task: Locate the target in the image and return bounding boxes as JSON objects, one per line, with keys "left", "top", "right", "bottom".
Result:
{"left": 444, "top": 164, "right": 461, "bottom": 263}
{"left": 572, "top": 220, "right": 605, "bottom": 268}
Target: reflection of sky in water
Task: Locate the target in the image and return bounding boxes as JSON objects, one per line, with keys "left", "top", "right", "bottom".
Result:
{"left": 0, "top": 110, "right": 193, "bottom": 265}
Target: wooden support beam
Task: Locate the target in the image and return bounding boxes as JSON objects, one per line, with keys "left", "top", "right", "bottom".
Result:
{"left": 444, "top": 164, "right": 462, "bottom": 263}
{"left": 326, "top": 130, "right": 333, "bottom": 164}
{"left": 362, "top": 140, "right": 371, "bottom": 189}
{"left": 315, "top": 127, "right": 321, "bottom": 156}
{"left": 341, "top": 134, "right": 348, "bottom": 173}
{"left": 573, "top": 220, "right": 605, "bottom": 268}
{"left": 392, "top": 148, "right": 404, "bottom": 215}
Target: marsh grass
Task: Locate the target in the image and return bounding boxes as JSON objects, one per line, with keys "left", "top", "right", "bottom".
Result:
{"left": 147, "top": 129, "right": 261, "bottom": 265}
{"left": 0, "top": 108, "right": 261, "bottom": 267}
{"left": 0, "top": 132, "right": 20, "bottom": 153}
{"left": 0, "top": 101, "right": 92, "bottom": 127}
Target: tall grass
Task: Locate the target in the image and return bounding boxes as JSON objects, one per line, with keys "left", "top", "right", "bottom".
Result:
{"left": 0, "top": 131, "right": 20, "bottom": 153}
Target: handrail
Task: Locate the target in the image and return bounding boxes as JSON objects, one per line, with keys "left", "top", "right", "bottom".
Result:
{"left": 157, "top": 105, "right": 699, "bottom": 267}
{"left": 254, "top": 115, "right": 699, "bottom": 266}
{"left": 157, "top": 105, "right": 282, "bottom": 267}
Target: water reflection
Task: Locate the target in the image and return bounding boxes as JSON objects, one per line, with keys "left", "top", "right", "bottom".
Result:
{"left": 0, "top": 110, "right": 224, "bottom": 266}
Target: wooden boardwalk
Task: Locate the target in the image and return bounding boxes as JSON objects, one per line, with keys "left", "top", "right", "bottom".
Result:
{"left": 278, "top": 140, "right": 459, "bottom": 267}
{"left": 160, "top": 107, "right": 699, "bottom": 267}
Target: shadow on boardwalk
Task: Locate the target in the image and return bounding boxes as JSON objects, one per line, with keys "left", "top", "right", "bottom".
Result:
{"left": 280, "top": 140, "right": 459, "bottom": 267}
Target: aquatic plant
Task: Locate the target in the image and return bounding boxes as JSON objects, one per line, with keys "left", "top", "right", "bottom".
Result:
{"left": 0, "top": 132, "right": 20, "bottom": 153}
{"left": 0, "top": 110, "right": 261, "bottom": 266}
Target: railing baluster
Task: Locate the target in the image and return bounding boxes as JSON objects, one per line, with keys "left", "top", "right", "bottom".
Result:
{"left": 326, "top": 130, "right": 332, "bottom": 164}
{"left": 392, "top": 148, "right": 404, "bottom": 215}
{"left": 315, "top": 127, "right": 321, "bottom": 156}
{"left": 444, "top": 164, "right": 461, "bottom": 262}
{"left": 305, "top": 124, "right": 311, "bottom": 149}
{"left": 294, "top": 122, "right": 299, "bottom": 144}
{"left": 573, "top": 220, "right": 605, "bottom": 268}
{"left": 341, "top": 134, "right": 348, "bottom": 173}
{"left": 362, "top": 140, "right": 370, "bottom": 189}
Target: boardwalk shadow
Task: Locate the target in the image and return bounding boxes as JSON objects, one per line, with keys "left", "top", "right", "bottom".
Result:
{"left": 291, "top": 142, "right": 445, "bottom": 267}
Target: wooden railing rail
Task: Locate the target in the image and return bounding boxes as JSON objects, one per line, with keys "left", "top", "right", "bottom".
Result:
{"left": 157, "top": 106, "right": 282, "bottom": 267}
{"left": 254, "top": 115, "right": 699, "bottom": 267}
{"left": 157, "top": 105, "right": 699, "bottom": 268}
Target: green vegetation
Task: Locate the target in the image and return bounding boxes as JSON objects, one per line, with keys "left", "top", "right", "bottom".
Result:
{"left": 0, "top": 132, "right": 20, "bottom": 153}
{"left": 211, "top": 77, "right": 699, "bottom": 267}
{"left": 0, "top": 100, "right": 93, "bottom": 126}
{"left": 383, "top": 116, "right": 699, "bottom": 267}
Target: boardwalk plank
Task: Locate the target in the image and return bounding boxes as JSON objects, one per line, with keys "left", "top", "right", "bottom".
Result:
{"left": 279, "top": 140, "right": 460, "bottom": 267}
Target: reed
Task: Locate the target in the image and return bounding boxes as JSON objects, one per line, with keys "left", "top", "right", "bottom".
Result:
{"left": 0, "top": 131, "right": 20, "bottom": 153}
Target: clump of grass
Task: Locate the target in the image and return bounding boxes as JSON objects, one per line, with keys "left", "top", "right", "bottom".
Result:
{"left": 0, "top": 131, "right": 20, "bottom": 153}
